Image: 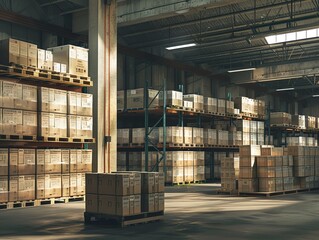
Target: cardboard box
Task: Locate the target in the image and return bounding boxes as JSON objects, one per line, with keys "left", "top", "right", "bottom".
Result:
{"left": 257, "top": 166, "right": 276, "bottom": 178}
{"left": 0, "top": 149, "right": 8, "bottom": 176}
{"left": 16, "top": 149, "right": 36, "bottom": 175}
{"left": 240, "top": 145, "right": 261, "bottom": 156}
{"left": 77, "top": 173, "right": 85, "bottom": 195}
{"left": 19, "top": 41, "right": 28, "bottom": 66}
{"left": 126, "top": 88, "right": 159, "bottom": 109}
{"left": 142, "top": 193, "right": 155, "bottom": 212}
{"left": 81, "top": 149, "right": 92, "bottom": 173}
{"left": 45, "top": 174, "right": 62, "bottom": 198}
{"left": 159, "top": 90, "right": 183, "bottom": 107}
{"left": 239, "top": 167, "right": 256, "bottom": 178}
{"left": 98, "top": 195, "right": 116, "bottom": 215}
{"left": 134, "top": 195, "right": 141, "bottom": 214}
{"left": 86, "top": 194, "right": 98, "bottom": 213}
{"left": 116, "top": 196, "right": 130, "bottom": 216}
{"left": 2, "top": 81, "right": 22, "bottom": 109}
{"left": 27, "top": 43, "right": 37, "bottom": 67}
{"left": 0, "top": 38, "right": 20, "bottom": 65}
{"left": 61, "top": 149, "right": 70, "bottom": 174}
{"left": 62, "top": 174, "right": 70, "bottom": 197}
{"left": 47, "top": 149, "right": 62, "bottom": 174}
{"left": 49, "top": 45, "right": 89, "bottom": 77}
{"left": 86, "top": 173, "right": 99, "bottom": 194}
{"left": 37, "top": 49, "right": 53, "bottom": 70}
{"left": 158, "top": 172, "right": 165, "bottom": 192}
{"left": 68, "top": 92, "right": 93, "bottom": 116}
{"left": 39, "top": 112, "right": 67, "bottom": 137}
{"left": 183, "top": 94, "right": 204, "bottom": 111}
{"left": 18, "top": 175, "right": 35, "bottom": 201}
{"left": 0, "top": 176, "right": 8, "bottom": 203}
{"left": 23, "top": 111, "right": 37, "bottom": 136}
{"left": 53, "top": 62, "right": 61, "bottom": 72}
{"left": 70, "top": 173, "right": 77, "bottom": 196}
{"left": 117, "top": 90, "right": 124, "bottom": 111}
{"left": 39, "top": 88, "right": 67, "bottom": 114}
{"left": 9, "top": 149, "right": 18, "bottom": 176}
{"left": 238, "top": 178, "right": 258, "bottom": 193}
{"left": 141, "top": 172, "right": 156, "bottom": 194}
{"left": 217, "top": 99, "right": 225, "bottom": 114}
{"left": 259, "top": 178, "right": 275, "bottom": 192}
{"left": 9, "top": 175, "right": 18, "bottom": 201}
{"left": 22, "top": 85, "right": 37, "bottom": 111}
{"left": 204, "top": 97, "right": 217, "bottom": 113}
{"left": 69, "top": 150, "right": 77, "bottom": 173}
{"left": 97, "top": 173, "right": 116, "bottom": 195}
{"left": 68, "top": 115, "right": 93, "bottom": 138}
{"left": 158, "top": 192, "right": 165, "bottom": 211}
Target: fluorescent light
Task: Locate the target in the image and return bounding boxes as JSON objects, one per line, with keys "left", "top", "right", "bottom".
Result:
{"left": 166, "top": 43, "right": 197, "bottom": 50}
{"left": 227, "top": 68, "right": 256, "bottom": 73}
{"left": 276, "top": 87, "right": 294, "bottom": 92}
{"left": 265, "top": 27, "right": 319, "bottom": 45}
{"left": 312, "top": 95, "right": 319, "bottom": 97}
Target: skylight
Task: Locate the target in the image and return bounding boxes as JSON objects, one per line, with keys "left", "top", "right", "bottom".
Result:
{"left": 265, "top": 28, "right": 319, "bottom": 44}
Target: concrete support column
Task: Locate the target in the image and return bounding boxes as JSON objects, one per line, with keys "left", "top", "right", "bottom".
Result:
{"left": 89, "top": 0, "right": 117, "bottom": 173}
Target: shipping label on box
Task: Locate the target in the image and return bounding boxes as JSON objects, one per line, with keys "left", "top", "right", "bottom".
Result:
{"left": 2, "top": 109, "right": 23, "bottom": 135}
{"left": 2, "top": 81, "right": 22, "bottom": 109}
{"left": 53, "top": 62, "right": 61, "bottom": 72}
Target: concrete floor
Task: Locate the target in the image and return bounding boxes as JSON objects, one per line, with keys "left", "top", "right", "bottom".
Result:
{"left": 1, "top": 184, "right": 319, "bottom": 240}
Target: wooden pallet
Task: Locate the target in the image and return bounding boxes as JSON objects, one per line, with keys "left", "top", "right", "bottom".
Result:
{"left": 0, "top": 64, "right": 93, "bottom": 87}
{"left": 239, "top": 187, "right": 319, "bottom": 197}
{"left": 37, "top": 195, "right": 85, "bottom": 205}
{"left": 37, "top": 136, "right": 95, "bottom": 143}
{"left": 167, "top": 105, "right": 184, "bottom": 110}
{"left": 0, "top": 135, "right": 36, "bottom": 141}
{"left": 84, "top": 211, "right": 164, "bottom": 227}
{"left": 0, "top": 199, "right": 38, "bottom": 210}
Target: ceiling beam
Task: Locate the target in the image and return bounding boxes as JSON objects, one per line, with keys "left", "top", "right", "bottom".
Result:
{"left": 40, "top": 0, "right": 65, "bottom": 7}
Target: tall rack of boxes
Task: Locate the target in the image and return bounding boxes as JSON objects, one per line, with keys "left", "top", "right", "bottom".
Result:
{"left": 0, "top": 39, "right": 94, "bottom": 207}
{"left": 117, "top": 87, "right": 266, "bottom": 185}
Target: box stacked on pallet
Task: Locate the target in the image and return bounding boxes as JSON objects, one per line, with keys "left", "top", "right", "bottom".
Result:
{"left": 220, "top": 157, "right": 239, "bottom": 192}
{"left": 217, "top": 99, "right": 225, "bottom": 114}
{"left": 238, "top": 145, "right": 261, "bottom": 193}
{"left": 292, "top": 115, "right": 306, "bottom": 129}
{"left": 226, "top": 100, "right": 235, "bottom": 115}
{"left": 204, "top": 129, "right": 217, "bottom": 146}
{"left": 306, "top": 116, "right": 316, "bottom": 129}
{"left": 270, "top": 112, "right": 291, "bottom": 126}
{"left": 204, "top": 97, "right": 217, "bottom": 113}
{"left": 0, "top": 81, "right": 38, "bottom": 137}
{"left": 126, "top": 89, "right": 159, "bottom": 109}
{"left": 183, "top": 151, "right": 194, "bottom": 183}
{"left": 67, "top": 91, "right": 93, "bottom": 139}
{"left": 194, "top": 152, "right": 205, "bottom": 182}
{"left": 117, "top": 90, "right": 124, "bottom": 111}
{"left": 85, "top": 172, "right": 164, "bottom": 218}
{"left": 217, "top": 130, "right": 228, "bottom": 146}
{"left": 193, "top": 128, "right": 204, "bottom": 146}
{"left": 159, "top": 90, "right": 183, "bottom": 108}
{"left": 117, "top": 129, "right": 130, "bottom": 145}
{"left": 166, "top": 151, "right": 184, "bottom": 184}
{"left": 183, "top": 94, "right": 204, "bottom": 112}
{"left": 131, "top": 128, "right": 159, "bottom": 145}
{"left": 257, "top": 147, "right": 284, "bottom": 192}
{"left": 235, "top": 97, "right": 261, "bottom": 116}
{"left": 158, "top": 127, "right": 183, "bottom": 145}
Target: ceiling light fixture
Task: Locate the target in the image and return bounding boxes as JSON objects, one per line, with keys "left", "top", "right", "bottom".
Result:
{"left": 166, "top": 43, "right": 197, "bottom": 50}
{"left": 227, "top": 68, "right": 256, "bottom": 73}
{"left": 312, "top": 94, "right": 319, "bottom": 97}
{"left": 276, "top": 87, "right": 295, "bottom": 92}
{"left": 265, "top": 27, "right": 319, "bottom": 44}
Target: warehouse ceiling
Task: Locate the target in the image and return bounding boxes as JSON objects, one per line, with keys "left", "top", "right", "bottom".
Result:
{"left": 3, "top": 0, "right": 319, "bottom": 97}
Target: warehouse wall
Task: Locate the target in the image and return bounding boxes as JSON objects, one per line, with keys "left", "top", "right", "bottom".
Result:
{"left": 117, "top": 52, "right": 214, "bottom": 92}
{"left": 299, "top": 98, "right": 319, "bottom": 116}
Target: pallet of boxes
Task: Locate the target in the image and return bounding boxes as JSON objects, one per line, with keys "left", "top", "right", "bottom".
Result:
{"left": 85, "top": 172, "right": 165, "bottom": 227}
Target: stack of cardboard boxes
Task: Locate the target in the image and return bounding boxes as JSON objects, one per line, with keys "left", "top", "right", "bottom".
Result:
{"left": 0, "top": 148, "right": 92, "bottom": 204}
{"left": 238, "top": 145, "right": 261, "bottom": 193}
{"left": 221, "top": 157, "right": 239, "bottom": 192}
{"left": 85, "top": 172, "right": 164, "bottom": 216}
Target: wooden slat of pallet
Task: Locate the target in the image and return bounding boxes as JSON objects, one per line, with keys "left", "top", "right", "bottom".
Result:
{"left": 84, "top": 211, "right": 164, "bottom": 227}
